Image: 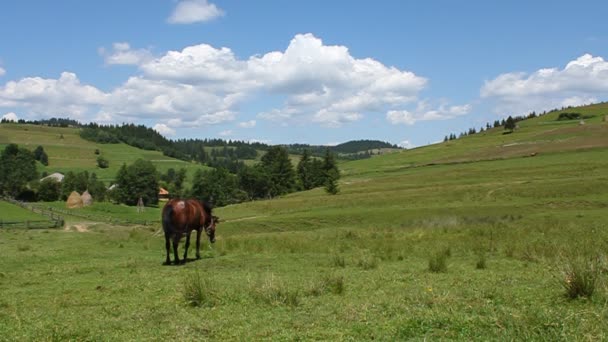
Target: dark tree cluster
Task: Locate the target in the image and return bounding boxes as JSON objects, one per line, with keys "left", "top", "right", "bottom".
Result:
{"left": 60, "top": 171, "right": 106, "bottom": 202}
{"left": 160, "top": 168, "right": 187, "bottom": 198}
{"left": 0, "top": 144, "right": 38, "bottom": 198}
{"left": 34, "top": 146, "right": 49, "bottom": 166}
{"left": 110, "top": 160, "right": 160, "bottom": 206}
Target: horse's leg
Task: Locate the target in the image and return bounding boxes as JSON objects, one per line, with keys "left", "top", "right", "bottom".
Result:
{"left": 183, "top": 230, "right": 192, "bottom": 262}
{"left": 163, "top": 234, "right": 171, "bottom": 265}
{"left": 195, "top": 228, "right": 202, "bottom": 259}
{"left": 172, "top": 234, "right": 181, "bottom": 265}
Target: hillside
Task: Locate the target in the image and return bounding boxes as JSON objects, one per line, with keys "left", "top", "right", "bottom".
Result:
{"left": 341, "top": 102, "right": 608, "bottom": 177}
{"left": 0, "top": 123, "right": 206, "bottom": 183}
{"left": 2, "top": 103, "right": 608, "bottom": 339}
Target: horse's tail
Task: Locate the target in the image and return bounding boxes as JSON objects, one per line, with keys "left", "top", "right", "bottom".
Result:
{"left": 162, "top": 204, "right": 174, "bottom": 235}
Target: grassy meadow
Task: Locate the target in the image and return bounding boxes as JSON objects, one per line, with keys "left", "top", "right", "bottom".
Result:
{"left": 1, "top": 108, "right": 608, "bottom": 340}
{"left": 0, "top": 123, "right": 207, "bottom": 184}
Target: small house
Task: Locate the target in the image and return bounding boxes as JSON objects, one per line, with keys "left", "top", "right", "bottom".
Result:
{"left": 159, "top": 187, "right": 170, "bottom": 201}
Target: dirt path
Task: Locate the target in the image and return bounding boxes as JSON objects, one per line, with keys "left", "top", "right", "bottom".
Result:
{"left": 64, "top": 223, "right": 90, "bottom": 232}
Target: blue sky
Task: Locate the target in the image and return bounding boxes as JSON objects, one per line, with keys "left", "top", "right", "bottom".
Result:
{"left": 1, "top": 1, "right": 607, "bottom": 147}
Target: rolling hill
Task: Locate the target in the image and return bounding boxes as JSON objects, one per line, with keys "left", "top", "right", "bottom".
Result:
{"left": 0, "top": 123, "right": 207, "bottom": 183}
{"left": 2, "top": 103, "right": 608, "bottom": 339}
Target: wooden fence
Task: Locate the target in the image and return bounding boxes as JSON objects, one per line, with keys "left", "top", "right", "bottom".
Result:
{"left": 1, "top": 198, "right": 64, "bottom": 229}
{"left": 2, "top": 198, "right": 155, "bottom": 227}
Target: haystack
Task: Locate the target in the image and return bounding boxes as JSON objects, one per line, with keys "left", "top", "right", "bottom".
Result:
{"left": 66, "top": 191, "right": 83, "bottom": 209}
{"left": 81, "top": 190, "right": 93, "bottom": 207}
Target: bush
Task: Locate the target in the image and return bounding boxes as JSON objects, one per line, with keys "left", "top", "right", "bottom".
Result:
{"left": 96, "top": 155, "right": 109, "bottom": 169}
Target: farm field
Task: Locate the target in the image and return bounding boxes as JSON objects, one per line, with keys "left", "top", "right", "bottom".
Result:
{"left": 2, "top": 117, "right": 608, "bottom": 339}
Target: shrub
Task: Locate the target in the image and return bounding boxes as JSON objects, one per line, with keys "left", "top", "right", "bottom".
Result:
{"left": 558, "top": 254, "right": 603, "bottom": 299}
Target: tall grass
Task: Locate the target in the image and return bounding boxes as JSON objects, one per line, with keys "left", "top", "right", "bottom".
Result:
{"left": 183, "top": 271, "right": 219, "bottom": 307}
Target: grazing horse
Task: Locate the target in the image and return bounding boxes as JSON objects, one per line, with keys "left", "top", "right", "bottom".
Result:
{"left": 161, "top": 198, "right": 218, "bottom": 265}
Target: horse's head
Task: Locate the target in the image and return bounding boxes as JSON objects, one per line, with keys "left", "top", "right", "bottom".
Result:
{"left": 205, "top": 215, "right": 219, "bottom": 243}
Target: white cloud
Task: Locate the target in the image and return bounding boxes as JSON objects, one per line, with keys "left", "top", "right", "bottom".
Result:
{"left": 101, "top": 42, "right": 153, "bottom": 65}
{"left": 238, "top": 120, "right": 256, "bottom": 128}
{"left": 481, "top": 54, "right": 608, "bottom": 115}
{"left": 168, "top": 0, "right": 224, "bottom": 24}
{"left": 387, "top": 102, "right": 471, "bottom": 125}
{"left": 218, "top": 130, "right": 233, "bottom": 137}
{"left": 0, "top": 72, "right": 107, "bottom": 118}
{"left": 0, "top": 67, "right": 5, "bottom": 77}
{"left": 2, "top": 112, "right": 18, "bottom": 122}
{"left": 153, "top": 123, "right": 176, "bottom": 136}
{"left": 1, "top": 34, "right": 433, "bottom": 130}
{"left": 398, "top": 140, "right": 415, "bottom": 149}
{"left": 139, "top": 33, "right": 426, "bottom": 126}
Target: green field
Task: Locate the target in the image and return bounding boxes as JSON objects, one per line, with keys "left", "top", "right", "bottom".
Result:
{"left": 1, "top": 107, "right": 608, "bottom": 339}
{"left": 0, "top": 201, "right": 49, "bottom": 221}
{"left": 0, "top": 123, "right": 207, "bottom": 184}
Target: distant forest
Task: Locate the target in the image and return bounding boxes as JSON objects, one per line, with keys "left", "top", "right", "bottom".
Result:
{"left": 1, "top": 118, "right": 400, "bottom": 166}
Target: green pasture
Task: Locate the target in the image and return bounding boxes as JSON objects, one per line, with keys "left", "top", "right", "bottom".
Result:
{"left": 1, "top": 142, "right": 608, "bottom": 339}
{"left": 0, "top": 201, "right": 48, "bottom": 221}
{"left": 1, "top": 107, "right": 608, "bottom": 339}
{"left": 0, "top": 124, "right": 207, "bottom": 184}
{"left": 30, "top": 201, "right": 162, "bottom": 225}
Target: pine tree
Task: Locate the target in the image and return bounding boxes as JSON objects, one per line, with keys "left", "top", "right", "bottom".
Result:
{"left": 296, "top": 149, "right": 314, "bottom": 190}
{"left": 504, "top": 116, "right": 516, "bottom": 132}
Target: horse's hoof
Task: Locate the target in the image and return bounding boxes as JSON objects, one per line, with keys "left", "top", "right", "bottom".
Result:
{"left": 196, "top": 255, "right": 201, "bottom": 260}
{"left": 162, "top": 261, "right": 171, "bottom": 266}
{"left": 180, "top": 259, "right": 187, "bottom": 265}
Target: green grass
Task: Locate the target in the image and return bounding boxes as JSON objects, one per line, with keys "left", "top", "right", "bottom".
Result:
{"left": 0, "top": 201, "right": 48, "bottom": 221}
{"left": 0, "top": 123, "right": 207, "bottom": 184}
{"left": 1, "top": 106, "right": 608, "bottom": 339}
{"left": 31, "top": 201, "right": 161, "bottom": 224}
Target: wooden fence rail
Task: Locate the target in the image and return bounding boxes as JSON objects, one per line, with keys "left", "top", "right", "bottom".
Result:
{"left": 1, "top": 197, "right": 64, "bottom": 229}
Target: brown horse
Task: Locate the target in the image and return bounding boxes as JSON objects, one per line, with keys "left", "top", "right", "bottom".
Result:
{"left": 161, "top": 198, "right": 218, "bottom": 265}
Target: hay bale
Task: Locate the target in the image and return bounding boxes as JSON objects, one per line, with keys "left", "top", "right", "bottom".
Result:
{"left": 66, "top": 191, "right": 83, "bottom": 209}
{"left": 81, "top": 190, "right": 93, "bottom": 207}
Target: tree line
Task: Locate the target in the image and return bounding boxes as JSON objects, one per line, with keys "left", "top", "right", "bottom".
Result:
{"left": 0, "top": 144, "right": 340, "bottom": 207}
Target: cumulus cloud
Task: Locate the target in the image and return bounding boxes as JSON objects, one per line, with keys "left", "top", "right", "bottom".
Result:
{"left": 137, "top": 34, "right": 427, "bottom": 126}
{"left": 0, "top": 72, "right": 107, "bottom": 118}
{"left": 0, "top": 34, "right": 433, "bottom": 129}
{"left": 101, "top": 42, "right": 153, "bottom": 65}
{"left": 218, "top": 130, "right": 233, "bottom": 137}
{"left": 153, "top": 123, "right": 176, "bottom": 136}
{"left": 0, "top": 67, "right": 5, "bottom": 77}
{"left": 2, "top": 112, "right": 18, "bottom": 122}
{"left": 481, "top": 54, "right": 608, "bottom": 114}
{"left": 398, "top": 140, "right": 415, "bottom": 149}
{"left": 387, "top": 101, "right": 471, "bottom": 125}
{"left": 238, "top": 120, "right": 256, "bottom": 128}
{"left": 168, "top": 0, "right": 224, "bottom": 24}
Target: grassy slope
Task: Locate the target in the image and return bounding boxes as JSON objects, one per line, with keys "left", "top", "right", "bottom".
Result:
{"left": 1, "top": 105, "right": 608, "bottom": 339}
{"left": 0, "top": 201, "right": 48, "bottom": 221}
{"left": 0, "top": 124, "right": 206, "bottom": 183}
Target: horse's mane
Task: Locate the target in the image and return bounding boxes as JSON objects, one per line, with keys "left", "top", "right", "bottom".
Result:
{"left": 201, "top": 200, "right": 213, "bottom": 217}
